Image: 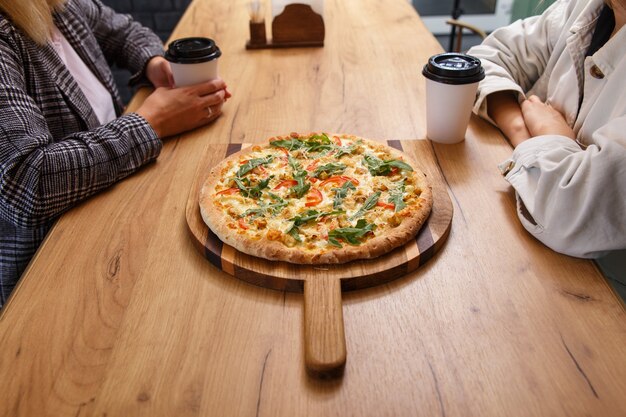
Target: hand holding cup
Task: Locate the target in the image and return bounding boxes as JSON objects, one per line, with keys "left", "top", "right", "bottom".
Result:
{"left": 136, "top": 78, "right": 229, "bottom": 138}
{"left": 136, "top": 37, "right": 231, "bottom": 138}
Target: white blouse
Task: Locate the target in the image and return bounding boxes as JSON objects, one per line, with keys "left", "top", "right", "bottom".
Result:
{"left": 50, "top": 26, "right": 116, "bottom": 125}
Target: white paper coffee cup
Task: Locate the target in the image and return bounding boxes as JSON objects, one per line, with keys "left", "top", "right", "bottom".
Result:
{"left": 422, "top": 53, "right": 485, "bottom": 144}
{"left": 164, "top": 37, "right": 221, "bottom": 87}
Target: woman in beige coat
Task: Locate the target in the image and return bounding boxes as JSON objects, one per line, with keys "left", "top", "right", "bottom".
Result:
{"left": 468, "top": 0, "right": 626, "bottom": 299}
{"left": 468, "top": 0, "right": 626, "bottom": 260}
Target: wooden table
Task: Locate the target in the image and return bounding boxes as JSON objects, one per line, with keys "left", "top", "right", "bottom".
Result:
{"left": 1, "top": 0, "right": 625, "bottom": 416}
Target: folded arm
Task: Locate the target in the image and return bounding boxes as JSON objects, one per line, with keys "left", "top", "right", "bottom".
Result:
{"left": 502, "top": 116, "right": 626, "bottom": 258}
{"left": 468, "top": 0, "right": 571, "bottom": 123}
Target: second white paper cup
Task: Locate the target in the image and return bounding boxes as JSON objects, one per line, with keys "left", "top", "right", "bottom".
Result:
{"left": 422, "top": 53, "right": 485, "bottom": 144}
{"left": 425, "top": 79, "right": 478, "bottom": 144}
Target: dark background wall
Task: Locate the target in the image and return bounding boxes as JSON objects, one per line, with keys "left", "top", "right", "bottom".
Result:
{"left": 100, "top": 0, "right": 192, "bottom": 103}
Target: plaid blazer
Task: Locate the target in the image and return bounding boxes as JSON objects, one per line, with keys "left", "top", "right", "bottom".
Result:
{"left": 0, "top": 0, "right": 164, "bottom": 307}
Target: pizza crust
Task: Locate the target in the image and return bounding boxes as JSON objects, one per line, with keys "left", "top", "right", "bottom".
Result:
{"left": 199, "top": 134, "right": 433, "bottom": 264}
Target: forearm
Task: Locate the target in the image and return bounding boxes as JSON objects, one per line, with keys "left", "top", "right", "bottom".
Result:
{"left": 0, "top": 114, "right": 161, "bottom": 228}
{"left": 504, "top": 132, "right": 626, "bottom": 258}
{"left": 487, "top": 91, "right": 531, "bottom": 147}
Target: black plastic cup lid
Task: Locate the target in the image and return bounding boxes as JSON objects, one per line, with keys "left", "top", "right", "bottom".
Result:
{"left": 422, "top": 53, "right": 485, "bottom": 85}
{"left": 164, "top": 37, "right": 221, "bottom": 64}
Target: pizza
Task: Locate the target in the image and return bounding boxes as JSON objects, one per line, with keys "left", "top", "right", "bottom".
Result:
{"left": 199, "top": 132, "right": 433, "bottom": 264}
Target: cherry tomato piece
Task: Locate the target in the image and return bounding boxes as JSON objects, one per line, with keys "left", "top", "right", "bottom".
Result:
{"left": 306, "top": 161, "right": 319, "bottom": 172}
{"left": 305, "top": 189, "right": 323, "bottom": 207}
{"left": 238, "top": 217, "right": 249, "bottom": 229}
{"left": 319, "top": 175, "right": 360, "bottom": 187}
{"left": 376, "top": 201, "right": 395, "bottom": 210}
{"left": 273, "top": 179, "right": 298, "bottom": 190}
{"left": 216, "top": 188, "right": 240, "bottom": 196}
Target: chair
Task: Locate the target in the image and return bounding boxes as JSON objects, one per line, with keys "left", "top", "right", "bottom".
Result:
{"left": 445, "top": 18, "right": 487, "bottom": 52}
{"left": 443, "top": 0, "right": 556, "bottom": 52}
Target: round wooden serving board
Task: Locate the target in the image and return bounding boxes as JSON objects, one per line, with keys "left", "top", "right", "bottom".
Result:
{"left": 185, "top": 140, "right": 453, "bottom": 377}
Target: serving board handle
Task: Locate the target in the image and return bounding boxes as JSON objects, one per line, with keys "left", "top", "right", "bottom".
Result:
{"left": 304, "top": 278, "right": 346, "bottom": 377}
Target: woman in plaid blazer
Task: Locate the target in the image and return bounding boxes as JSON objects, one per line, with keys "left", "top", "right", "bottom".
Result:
{"left": 0, "top": 0, "right": 230, "bottom": 307}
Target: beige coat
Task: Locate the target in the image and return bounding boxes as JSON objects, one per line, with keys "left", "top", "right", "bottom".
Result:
{"left": 468, "top": 0, "right": 626, "bottom": 258}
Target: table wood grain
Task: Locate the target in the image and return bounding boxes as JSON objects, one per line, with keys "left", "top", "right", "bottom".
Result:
{"left": 1, "top": 0, "right": 625, "bottom": 416}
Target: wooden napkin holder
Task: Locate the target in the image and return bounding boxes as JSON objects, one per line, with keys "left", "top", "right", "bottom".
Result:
{"left": 246, "top": 3, "right": 325, "bottom": 49}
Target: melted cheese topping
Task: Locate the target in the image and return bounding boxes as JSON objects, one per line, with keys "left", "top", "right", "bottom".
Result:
{"left": 212, "top": 134, "right": 424, "bottom": 251}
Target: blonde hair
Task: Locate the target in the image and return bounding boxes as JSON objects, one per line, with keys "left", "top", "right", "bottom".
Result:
{"left": 0, "top": 0, "right": 67, "bottom": 45}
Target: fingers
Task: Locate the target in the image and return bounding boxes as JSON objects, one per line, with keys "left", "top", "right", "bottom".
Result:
{"left": 522, "top": 96, "right": 557, "bottom": 118}
{"left": 521, "top": 96, "right": 543, "bottom": 111}
{"left": 164, "top": 62, "right": 174, "bottom": 88}
{"left": 168, "top": 83, "right": 226, "bottom": 114}
{"left": 201, "top": 88, "right": 227, "bottom": 107}
{"left": 521, "top": 95, "right": 546, "bottom": 116}
{"left": 519, "top": 95, "right": 575, "bottom": 139}
{"left": 520, "top": 99, "right": 529, "bottom": 111}
{"left": 156, "top": 59, "right": 174, "bottom": 88}
{"left": 204, "top": 105, "right": 223, "bottom": 120}
{"left": 183, "top": 79, "right": 230, "bottom": 110}
{"left": 147, "top": 56, "right": 175, "bottom": 88}
{"left": 188, "top": 78, "right": 228, "bottom": 96}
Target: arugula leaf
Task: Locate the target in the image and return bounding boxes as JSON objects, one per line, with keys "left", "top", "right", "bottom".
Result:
{"left": 361, "top": 154, "right": 385, "bottom": 175}
{"left": 233, "top": 177, "right": 248, "bottom": 192}
{"left": 283, "top": 155, "right": 311, "bottom": 198}
{"left": 268, "top": 200, "right": 288, "bottom": 215}
{"left": 269, "top": 139, "right": 304, "bottom": 151}
{"left": 270, "top": 134, "right": 334, "bottom": 154}
{"left": 288, "top": 155, "right": 302, "bottom": 171}
{"left": 247, "top": 176, "right": 272, "bottom": 199}
{"left": 286, "top": 209, "right": 345, "bottom": 242}
{"left": 240, "top": 207, "right": 264, "bottom": 219}
{"left": 362, "top": 154, "right": 413, "bottom": 176}
{"left": 334, "top": 141, "right": 360, "bottom": 158}
{"left": 291, "top": 169, "right": 311, "bottom": 198}
{"left": 312, "top": 162, "right": 346, "bottom": 178}
{"left": 386, "top": 159, "right": 414, "bottom": 171}
{"left": 290, "top": 209, "right": 322, "bottom": 226}
{"left": 290, "top": 209, "right": 344, "bottom": 227}
{"left": 287, "top": 226, "right": 303, "bottom": 242}
{"left": 349, "top": 191, "right": 381, "bottom": 220}
{"left": 309, "top": 133, "right": 331, "bottom": 142}
{"left": 388, "top": 183, "right": 406, "bottom": 213}
{"left": 328, "top": 219, "right": 376, "bottom": 247}
{"left": 233, "top": 176, "right": 272, "bottom": 199}
{"left": 267, "top": 192, "right": 285, "bottom": 203}
{"left": 305, "top": 133, "right": 334, "bottom": 153}
{"left": 237, "top": 155, "right": 274, "bottom": 177}
{"left": 327, "top": 237, "right": 343, "bottom": 248}
{"left": 241, "top": 193, "right": 288, "bottom": 219}
{"left": 332, "top": 181, "right": 356, "bottom": 209}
